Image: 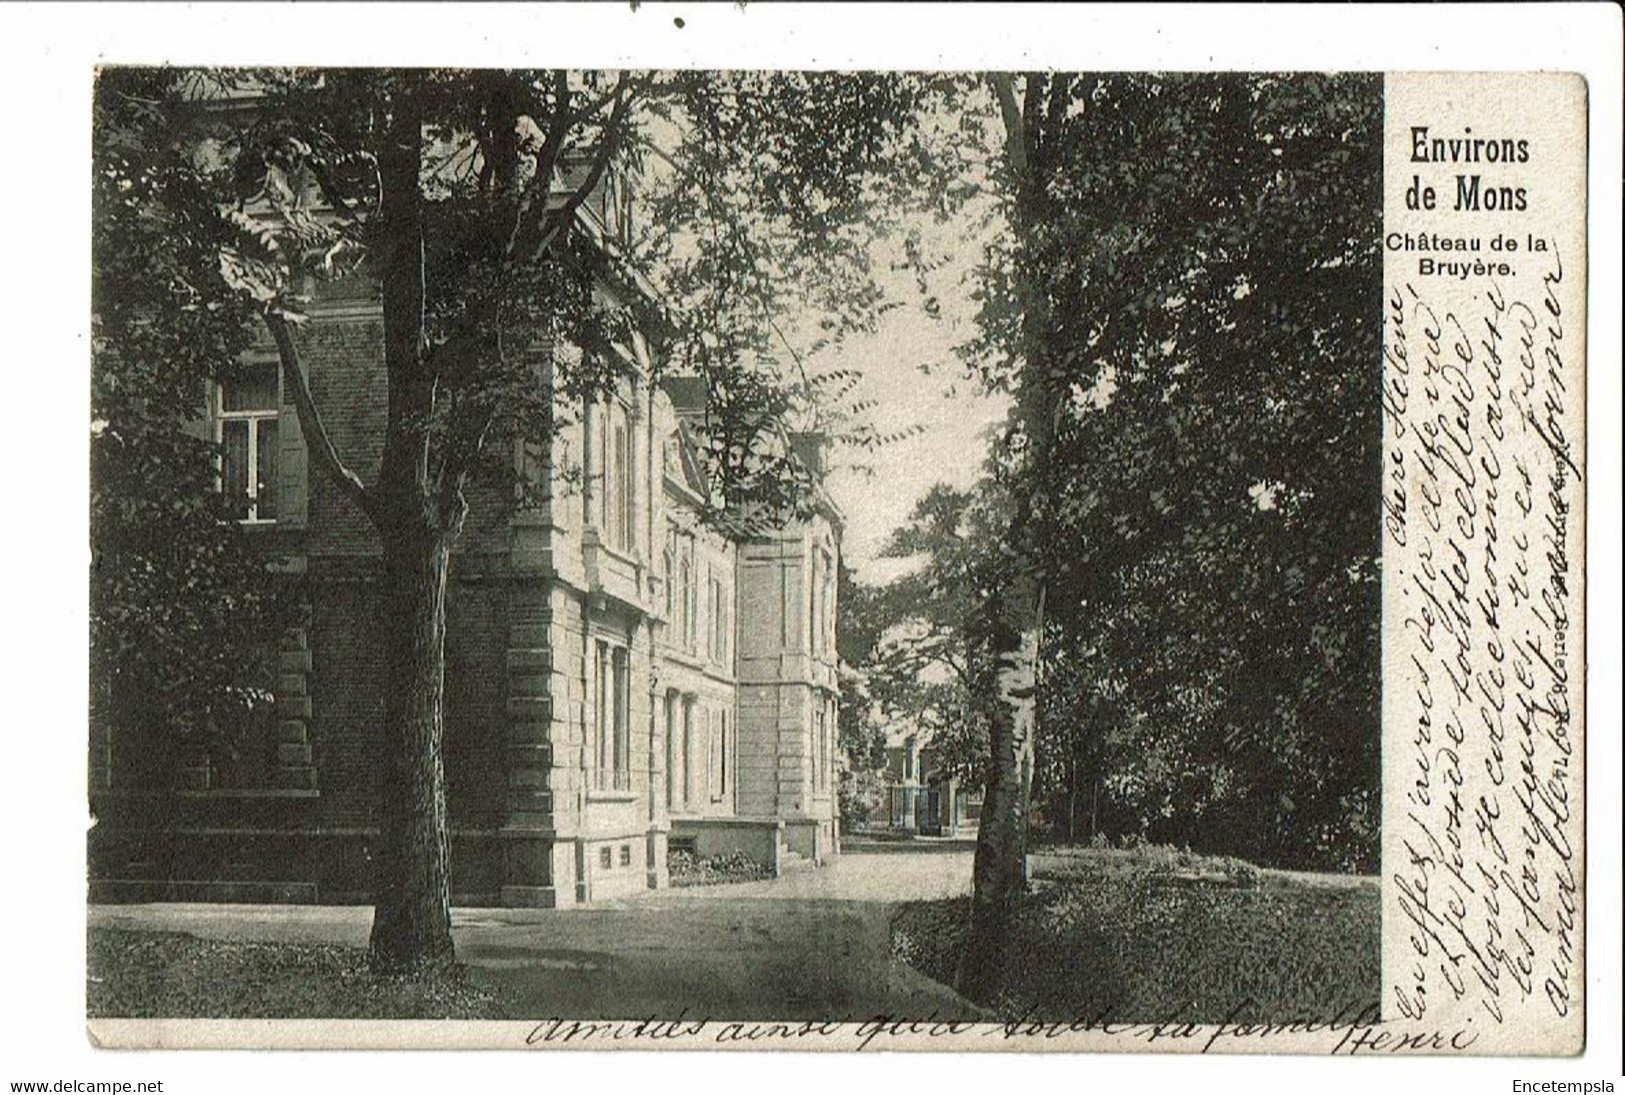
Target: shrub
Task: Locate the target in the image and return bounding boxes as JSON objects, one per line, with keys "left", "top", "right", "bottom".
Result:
{"left": 668, "top": 849, "right": 773, "bottom": 888}
{"left": 891, "top": 866, "right": 1378, "bottom": 1024}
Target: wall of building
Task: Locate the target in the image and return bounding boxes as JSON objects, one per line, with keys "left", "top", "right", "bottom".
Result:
{"left": 90, "top": 286, "right": 844, "bottom": 904}
{"left": 734, "top": 509, "right": 842, "bottom": 861}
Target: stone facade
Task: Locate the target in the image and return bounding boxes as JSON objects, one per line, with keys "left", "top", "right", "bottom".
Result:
{"left": 88, "top": 273, "right": 842, "bottom": 908}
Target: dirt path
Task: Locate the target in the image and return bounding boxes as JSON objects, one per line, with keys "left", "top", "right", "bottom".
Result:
{"left": 89, "top": 847, "right": 983, "bottom": 1022}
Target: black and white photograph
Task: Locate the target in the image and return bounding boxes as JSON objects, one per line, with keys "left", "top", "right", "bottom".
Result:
{"left": 0, "top": 1, "right": 1612, "bottom": 1082}
{"left": 84, "top": 64, "right": 1389, "bottom": 1031}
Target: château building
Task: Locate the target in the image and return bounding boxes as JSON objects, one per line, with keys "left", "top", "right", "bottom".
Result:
{"left": 89, "top": 155, "right": 842, "bottom": 907}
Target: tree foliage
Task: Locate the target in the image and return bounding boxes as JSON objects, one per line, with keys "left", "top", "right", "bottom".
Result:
{"left": 969, "top": 73, "right": 1383, "bottom": 872}
{"left": 836, "top": 468, "right": 1035, "bottom": 804}
{"left": 91, "top": 66, "right": 953, "bottom": 970}
{"left": 91, "top": 71, "right": 292, "bottom": 787}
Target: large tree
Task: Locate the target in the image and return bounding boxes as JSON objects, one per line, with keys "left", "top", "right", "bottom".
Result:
{"left": 848, "top": 481, "right": 1026, "bottom": 794}
{"left": 94, "top": 67, "right": 943, "bottom": 971}
{"left": 1013, "top": 73, "right": 1383, "bottom": 872}
{"left": 947, "top": 71, "right": 1384, "bottom": 997}
{"left": 946, "top": 73, "right": 1068, "bottom": 999}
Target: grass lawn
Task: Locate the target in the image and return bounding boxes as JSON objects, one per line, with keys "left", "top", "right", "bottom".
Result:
{"left": 891, "top": 849, "right": 1379, "bottom": 1025}
{"left": 88, "top": 929, "right": 506, "bottom": 1019}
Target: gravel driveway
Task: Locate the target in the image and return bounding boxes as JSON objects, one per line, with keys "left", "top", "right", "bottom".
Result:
{"left": 89, "top": 846, "right": 983, "bottom": 1022}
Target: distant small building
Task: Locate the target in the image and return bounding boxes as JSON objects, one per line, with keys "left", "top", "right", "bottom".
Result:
{"left": 875, "top": 731, "right": 981, "bottom": 837}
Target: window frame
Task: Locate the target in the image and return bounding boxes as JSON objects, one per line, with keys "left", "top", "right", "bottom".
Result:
{"left": 708, "top": 707, "right": 724, "bottom": 803}
{"left": 592, "top": 639, "right": 632, "bottom": 792}
{"left": 216, "top": 364, "right": 281, "bottom": 525}
{"left": 593, "top": 393, "right": 637, "bottom": 555}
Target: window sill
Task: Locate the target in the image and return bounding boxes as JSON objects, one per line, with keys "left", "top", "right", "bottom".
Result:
{"left": 585, "top": 789, "right": 638, "bottom": 804}
{"left": 594, "top": 539, "right": 644, "bottom": 571}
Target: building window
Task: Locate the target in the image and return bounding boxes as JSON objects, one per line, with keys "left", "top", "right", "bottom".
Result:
{"left": 599, "top": 846, "right": 613, "bottom": 870}
{"left": 678, "top": 558, "right": 692, "bottom": 650}
{"left": 808, "top": 550, "right": 820, "bottom": 655}
{"left": 708, "top": 708, "right": 725, "bottom": 803}
{"left": 593, "top": 399, "right": 637, "bottom": 554}
{"left": 708, "top": 571, "right": 730, "bottom": 665}
{"left": 593, "top": 640, "right": 631, "bottom": 791}
{"left": 597, "top": 411, "right": 611, "bottom": 539}
{"left": 612, "top": 418, "right": 632, "bottom": 551}
{"left": 665, "top": 690, "right": 681, "bottom": 811}
{"left": 682, "top": 696, "right": 697, "bottom": 806}
{"left": 814, "top": 706, "right": 828, "bottom": 792}
{"left": 619, "top": 844, "right": 632, "bottom": 867}
{"left": 707, "top": 571, "right": 718, "bottom": 662}
{"left": 809, "top": 547, "right": 834, "bottom": 657}
{"left": 663, "top": 539, "right": 676, "bottom": 622}
{"left": 823, "top": 697, "right": 837, "bottom": 792}
{"left": 594, "top": 642, "right": 609, "bottom": 786}
{"left": 821, "top": 549, "right": 835, "bottom": 656}
{"left": 611, "top": 647, "right": 629, "bottom": 788}
{"left": 681, "top": 545, "right": 698, "bottom": 652}
{"left": 218, "top": 365, "right": 279, "bottom": 523}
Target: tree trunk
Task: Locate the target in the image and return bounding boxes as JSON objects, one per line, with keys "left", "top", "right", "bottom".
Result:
{"left": 1091, "top": 774, "right": 1100, "bottom": 840}
{"left": 956, "top": 73, "right": 1059, "bottom": 1002}
{"left": 957, "top": 599, "right": 1037, "bottom": 999}
{"left": 367, "top": 522, "right": 457, "bottom": 972}
{"left": 1068, "top": 759, "right": 1079, "bottom": 844}
{"left": 358, "top": 79, "right": 460, "bottom": 974}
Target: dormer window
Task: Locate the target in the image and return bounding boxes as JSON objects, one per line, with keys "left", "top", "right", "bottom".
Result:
{"left": 218, "top": 364, "right": 279, "bottom": 523}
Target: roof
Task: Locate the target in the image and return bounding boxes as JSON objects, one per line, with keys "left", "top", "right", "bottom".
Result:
{"left": 663, "top": 420, "right": 711, "bottom": 503}
{"left": 660, "top": 376, "right": 708, "bottom": 418}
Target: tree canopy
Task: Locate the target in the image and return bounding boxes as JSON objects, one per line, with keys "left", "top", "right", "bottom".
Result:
{"left": 91, "top": 72, "right": 294, "bottom": 787}
{"left": 974, "top": 73, "right": 1383, "bottom": 871}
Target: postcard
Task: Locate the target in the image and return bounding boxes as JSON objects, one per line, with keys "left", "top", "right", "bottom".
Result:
{"left": 77, "top": 48, "right": 1588, "bottom": 1057}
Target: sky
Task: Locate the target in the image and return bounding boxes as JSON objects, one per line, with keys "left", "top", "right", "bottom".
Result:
{"left": 801, "top": 219, "right": 1011, "bottom": 586}
{"left": 819, "top": 305, "right": 1009, "bottom": 585}
{"left": 633, "top": 95, "right": 1013, "bottom": 588}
